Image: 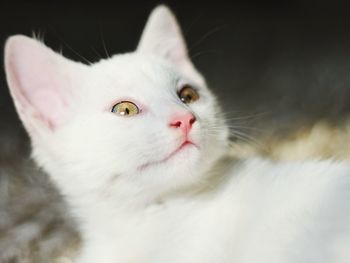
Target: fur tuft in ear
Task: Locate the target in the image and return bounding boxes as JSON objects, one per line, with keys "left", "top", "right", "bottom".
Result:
{"left": 137, "top": 6, "right": 205, "bottom": 85}
{"left": 4, "top": 35, "right": 81, "bottom": 134}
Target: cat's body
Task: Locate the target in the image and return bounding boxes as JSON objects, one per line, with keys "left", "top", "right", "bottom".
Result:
{"left": 76, "top": 156, "right": 350, "bottom": 263}
{"left": 3, "top": 5, "right": 350, "bottom": 263}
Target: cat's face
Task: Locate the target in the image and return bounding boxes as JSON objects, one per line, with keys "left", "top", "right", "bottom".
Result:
{"left": 4, "top": 6, "right": 229, "bottom": 199}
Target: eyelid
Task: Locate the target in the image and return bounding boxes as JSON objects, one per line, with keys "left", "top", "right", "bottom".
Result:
{"left": 112, "top": 101, "right": 140, "bottom": 114}
{"left": 177, "top": 83, "right": 201, "bottom": 97}
{"left": 177, "top": 82, "right": 200, "bottom": 93}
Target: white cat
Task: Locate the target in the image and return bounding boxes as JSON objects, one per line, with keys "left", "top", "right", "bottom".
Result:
{"left": 4, "top": 5, "right": 350, "bottom": 263}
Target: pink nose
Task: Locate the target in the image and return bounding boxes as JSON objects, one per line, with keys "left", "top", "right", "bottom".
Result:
{"left": 169, "top": 113, "right": 196, "bottom": 134}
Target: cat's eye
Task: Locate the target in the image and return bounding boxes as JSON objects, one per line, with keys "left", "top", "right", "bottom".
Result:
{"left": 111, "top": 101, "right": 140, "bottom": 116}
{"left": 178, "top": 85, "right": 200, "bottom": 104}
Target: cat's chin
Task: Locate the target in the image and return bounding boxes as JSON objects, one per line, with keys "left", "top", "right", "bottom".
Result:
{"left": 137, "top": 141, "right": 200, "bottom": 172}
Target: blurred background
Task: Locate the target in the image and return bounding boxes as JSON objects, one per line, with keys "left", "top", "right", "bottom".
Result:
{"left": 1, "top": 0, "right": 350, "bottom": 147}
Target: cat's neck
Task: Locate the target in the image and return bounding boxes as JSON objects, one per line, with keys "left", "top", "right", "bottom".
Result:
{"left": 53, "top": 152, "right": 236, "bottom": 220}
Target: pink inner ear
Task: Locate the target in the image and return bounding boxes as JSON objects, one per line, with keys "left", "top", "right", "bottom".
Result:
{"left": 6, "top": 36, "right": 71, "bottom": 130}
{"left": 26, "top": 87, "right": 67, "bottom": 129}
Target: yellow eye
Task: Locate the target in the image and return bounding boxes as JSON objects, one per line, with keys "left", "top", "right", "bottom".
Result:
{"left": 111, "top": 101, "right": 140, "bottom": 116}
{"left": 178, "top": 85, "right": 200, "bottom": 104}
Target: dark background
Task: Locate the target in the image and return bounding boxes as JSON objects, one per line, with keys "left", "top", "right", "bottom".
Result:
{"left": 2, "top": 0, "right": 350, "bottom": 143}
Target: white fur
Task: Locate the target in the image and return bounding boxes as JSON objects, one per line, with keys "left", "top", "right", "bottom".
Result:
{"left": 4, "top": 5, "right": 350, "bottom": 263}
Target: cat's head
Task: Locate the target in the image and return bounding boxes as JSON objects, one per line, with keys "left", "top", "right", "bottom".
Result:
{"left": 4, "top": 6, "right": 229, "bottom": 202}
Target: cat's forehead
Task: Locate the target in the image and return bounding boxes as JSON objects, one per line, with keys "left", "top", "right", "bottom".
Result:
{"left": 81, "top": 53, "right": 184, "bottom": 106}
{"left": 91, "top": 53, "right": 181, "bottom": 90}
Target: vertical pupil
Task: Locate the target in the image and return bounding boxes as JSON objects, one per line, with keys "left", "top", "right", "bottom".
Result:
{"left": 125, "top": 107, "right": 130, "bottom": 114}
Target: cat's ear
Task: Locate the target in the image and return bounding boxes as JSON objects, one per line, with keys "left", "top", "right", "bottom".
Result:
{"left": 137, "top": 6, "right": 204, "bottom": 85}
{"left": 5, "top": 35, "right": 81, "bottom": 134}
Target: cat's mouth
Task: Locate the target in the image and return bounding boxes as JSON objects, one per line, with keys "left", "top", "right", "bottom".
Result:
{"left": 138, "top": 140, "right": 199, "bottom": 171}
